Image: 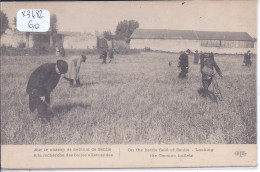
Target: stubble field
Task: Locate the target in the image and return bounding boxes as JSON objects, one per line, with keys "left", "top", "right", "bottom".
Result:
{"left": 1, "top": 52, "right": 256, "bottom": 144}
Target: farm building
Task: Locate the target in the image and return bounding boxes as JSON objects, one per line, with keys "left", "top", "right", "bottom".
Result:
{"left": 130, "top": 29, "right": 256, "bottom": 54}
{"left": 0, "top": 30, "right": 97, "bottom": 50}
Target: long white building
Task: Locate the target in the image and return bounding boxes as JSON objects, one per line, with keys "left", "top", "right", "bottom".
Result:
{"left": 130, "top": 29, "right": 256, "bottom": 54}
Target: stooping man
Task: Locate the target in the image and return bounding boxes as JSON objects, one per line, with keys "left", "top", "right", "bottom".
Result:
{"left": 64, "top": 55, "right": 87, "bottom": 87}
{"left": 26, "top": 60, "right": 68, "bottom": 122}
{"left": 199, "top": 52, "right": 223, "bottom": 96}
{"left": 178, "top": 49, "right": 190, "bottom": 78}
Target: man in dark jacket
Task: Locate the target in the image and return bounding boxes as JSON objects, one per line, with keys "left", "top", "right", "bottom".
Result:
{"left": 200, "top": 52, "right": 222, "bottom": 96}
{"left": 244, "top": 50, "right": 252, "bottom": 67}
{"left": 26, "top": 60, "right": 68, "bottom": 121}
{"left": 101, "top": 49, "right": 107, "bottom": 64}
{"left": 178, "top": 49, "right": 190, "bottom": 78}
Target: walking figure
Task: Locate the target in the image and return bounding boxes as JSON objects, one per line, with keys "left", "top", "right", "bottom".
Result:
{"left": 101, "top": 49, "right": 107, "bottom": 64}
{"left": 108, "top": 48, "right": 115, "bottom": 63}
{"left": 178, "top": 49, "right": 190, "bottom": 78}
{"left": 199, "top": 52, "right": 223, "bottom": 99}
{"left": 244, "top": 50, "right": 252, "bottom": 67}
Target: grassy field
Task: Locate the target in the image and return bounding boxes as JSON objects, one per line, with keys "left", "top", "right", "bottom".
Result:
{"left": 1, "top": 52, "right": 256, "bottom": 144}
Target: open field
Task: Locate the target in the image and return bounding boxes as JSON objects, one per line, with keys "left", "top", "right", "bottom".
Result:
{"left": 1, "top": 52, "right": 256, "bottom": 144}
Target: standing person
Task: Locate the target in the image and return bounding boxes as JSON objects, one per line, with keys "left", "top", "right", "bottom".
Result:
{"left": 26, "top": 60, "right": 68, "bottom": 122}
{"left": 200, "top": 52, "right": 223, "bottom": 96}
{"left": 64, "top": 55, "right": 87, "bottom": 87}
{"left": 194, "top": 50, "right": 199, "bottom": 64}
{"left": 55, "top": 45, "right": 60, "bottom": 57}
{"left": 60, "top": 46, "right": 65, "bottom": 58}
{"left": 244, "top": 50, "right": 252, "bottom": 67}
{"left": 101, "top": 49, "right": 107, "bottom": 64}
{"left": 108, "top": 48, "right": 115, "bottom": 63}
{"left": 178, "top": 49, "right": 190, "bottom": 78}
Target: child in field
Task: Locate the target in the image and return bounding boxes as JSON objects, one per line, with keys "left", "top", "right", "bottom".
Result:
{"left": 64, "top": 55, "right": 87, "bottom": 87}
{"left": 199, "top": 52, "right": 223, "bottom": 97}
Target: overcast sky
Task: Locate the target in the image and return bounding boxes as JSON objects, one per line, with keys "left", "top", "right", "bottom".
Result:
{"left": 1, "top": 1, "right": 257, "bottom": 37}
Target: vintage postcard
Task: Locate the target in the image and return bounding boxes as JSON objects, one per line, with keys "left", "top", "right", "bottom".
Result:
{"left": 0, "top": 0, "right": 257, "bottom": 169}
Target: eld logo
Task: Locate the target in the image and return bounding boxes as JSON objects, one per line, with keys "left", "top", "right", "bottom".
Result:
{"left": 234, "top": 151, "right": 247, "bottom": 157}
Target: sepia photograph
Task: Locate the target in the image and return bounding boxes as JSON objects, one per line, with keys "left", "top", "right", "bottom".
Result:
{"left": 0, "top": 0, "right": 257, "bottom": 169}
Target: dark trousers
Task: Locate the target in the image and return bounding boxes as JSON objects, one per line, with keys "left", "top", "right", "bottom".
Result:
{"left": 29, "top": 94, "right": 52, "bottom": 121}
{"left": 102, "top": 57, "right": 107, "bottom": 64}
{"left": 178, "top": 67, "right": 188, "bottom": 78}
{"left": 202, "top": 77, "right": 213, "bottom": 90}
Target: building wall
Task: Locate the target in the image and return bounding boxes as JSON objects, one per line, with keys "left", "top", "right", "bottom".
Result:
{"left": 63, "top": 34, "right": 96, "bottom": 49}
{"left": 130, "top": 38, "right": 257, "bottom": 54}
{"left": 0, "top": 31, "right": 26, "bottom": 48}
{"left": 130, "top": 39, "right": 200, "bottom": 52}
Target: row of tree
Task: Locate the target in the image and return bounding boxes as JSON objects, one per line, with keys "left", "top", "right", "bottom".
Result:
{"left": 1, "top": 10, "right": 139, "bottom": 46}
{"left": 103, "top": 20, "right": 139, "bottom": 43}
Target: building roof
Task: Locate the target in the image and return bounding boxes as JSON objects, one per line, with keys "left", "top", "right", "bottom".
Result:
{"left": 131, "top": 29, "right": 254, "bottom": 41}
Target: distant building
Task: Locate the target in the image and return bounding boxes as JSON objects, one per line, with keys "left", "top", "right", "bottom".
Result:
{"left": 0, "top": 31, "right": 97, "bottom": 50}
{"left": 62, "top": 32, "right": 96, "bottom": 49}
{"left": 130, "top": 29, "right": 256, "bottom": 54}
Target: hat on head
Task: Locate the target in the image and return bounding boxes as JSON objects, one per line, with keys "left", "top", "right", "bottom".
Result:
{"left": 56, "top": 60, "right": 68, "bottom": 74}
{"left": 186, "top": 49, "right": 191, "bottom": 54}
{"left": 81, "top": 55, "right": 87, "bottom": 62}
{"left": 247, "top": 50, "right": 250, "bottom": 53}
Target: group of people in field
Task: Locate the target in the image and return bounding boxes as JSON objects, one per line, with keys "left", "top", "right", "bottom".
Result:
{"left": 26, "top": 46, "right": 252, "bottom": 122}
{"left": 100, "top": 48, "right": 115, "bottom": 64}
{"left": 177, "top": 49, "right": 252, "bottom": 98}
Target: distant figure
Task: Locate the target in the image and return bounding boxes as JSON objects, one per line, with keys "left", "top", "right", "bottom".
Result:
{"left": 64, "top": 55, "right": 87, "bottom": 87}
{"left": 101, "top": 49, "right": 107, "bottom": 64}
{"left": 26, "top": 60, "right": 68, "bottom": 122}
{"left": 199, "top": 52, "right": 222, "bottom": 96}
{"left": 194, "top": 50, "right": 199, "bottom": 64}
{"left": 108, "top": 48, "right": 115, "bottom": 63}
{"left": 60, "top": 46, "right": 65, "bottom": 57}
{"left": 244, "top": 50, "right": 252, "bottom": 67}
{"left": 55, "top": 45, "right": 60, "bottom": 57}
{"left": 199, "top": 51, "right": 203, "bottom": 64}
{"left": 178, "top": 49, "right": 190, "bottom": 78}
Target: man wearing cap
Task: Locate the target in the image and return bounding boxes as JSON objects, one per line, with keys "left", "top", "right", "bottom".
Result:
{"left": 26, "top": 60, "right": 68, "bottom": 121}
{"left": 178, "top": 49, "right": 190, "bottom": 78}
{"left": 64, "top": 55, "right": 87, "bottom": 87}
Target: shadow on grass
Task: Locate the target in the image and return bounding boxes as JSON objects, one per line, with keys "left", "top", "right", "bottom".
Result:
{"left": 79, "top": 81, "right": 100, "bottom": 87}
{"left": 52, "top": 103, "right": 91, "bottom": 114}
{"left": 198, "top": 88, "right": 218, "bottom": 103}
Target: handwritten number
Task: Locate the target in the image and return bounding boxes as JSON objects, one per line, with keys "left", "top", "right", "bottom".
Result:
{"left": 21, "top": 11, "right": 26, "bottom": 17}
{"left": 36, "top": 10, "right": 44, "bottom": 18}
{"left": 32, "top": 10, "right": 35, "bottom": 19}
{"left": 27, "top": 10, "right": 30, "bottom": 18}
